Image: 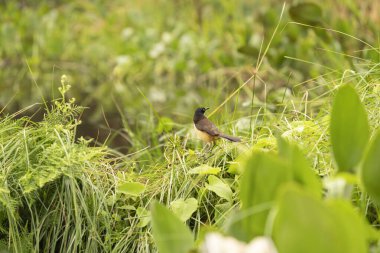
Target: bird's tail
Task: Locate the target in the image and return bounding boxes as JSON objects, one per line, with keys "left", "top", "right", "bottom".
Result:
{"left": 219, "top": 133, "right": 241, "bottom": 142}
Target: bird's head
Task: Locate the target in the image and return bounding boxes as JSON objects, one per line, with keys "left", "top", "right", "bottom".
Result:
{"left": 195, "top": 107, "right": 209, "bottom": 115}
{"left": 193, "top": 107, "right": 209, "bottom": 123}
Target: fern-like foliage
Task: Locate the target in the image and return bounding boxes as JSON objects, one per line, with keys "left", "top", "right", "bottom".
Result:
{"left": 0, "top": 76, "right": 115, "bottom": 252}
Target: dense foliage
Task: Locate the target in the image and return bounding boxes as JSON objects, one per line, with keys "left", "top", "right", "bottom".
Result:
{"left": 0, "top": 0, "right": 379, "bottom": 252}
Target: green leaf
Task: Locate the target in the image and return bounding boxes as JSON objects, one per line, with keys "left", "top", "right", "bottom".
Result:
{"left": 289, "top": 1, "right": 331, "bottom": 42}
{"left": 273, "top": 184, "right": 367, "bottom": 253}
{"left": 188, "top": 164, "right": 221, "bottom": 175}
{"left": 239, "top": 152, "right": 291, "bottom": 241}
{"left": 116, "top": 182, "right": 146, "bottom": 197}
{"left": 117, "top": 205, "right": 136, "bottom": 210}
{"left": 205, "top": 175, "right": 233, "bottom": 202}
{"left": 331, "top": 84, "right": 370, "bottom": 172}
{"left": 335, "top": 172, "right": 359, "bottom": 185}
{"left": 237, "top": 45, "right": 259, "bottom": 57}
{"left": 136, "top": 207, "right": 150, "bottom": 228}
{"left": 228, "top": 137, "right": 277, "bottom": 175}
{"left": 151, "top": 202, "right": 193, "bottom": 253}
{"left": 156, "top": 117, "right": 173, "bottom": 134}
{"left": 224, "top": 209, "right": 249, "bottom": 242}
{"left": 170, "top": 198, "right": 198, "bottom": 222}
{"left": 360, "top": 130, "right": 380, "bottom": 204}
{"left": 289, "top": 2, "right": 323, "bottom": 25}
{"left": 326, "top": 200, "right": 369, "bottom": 246}
{"left": 214, "top": 202, "right": 233, "bottom": 224}
{"left": 277, "top": 138, "right": 322, "bottom": 197}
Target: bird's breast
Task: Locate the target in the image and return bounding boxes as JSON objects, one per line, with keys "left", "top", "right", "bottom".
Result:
{"left": 194, "top": 124, "right": 216, "bottom": 142}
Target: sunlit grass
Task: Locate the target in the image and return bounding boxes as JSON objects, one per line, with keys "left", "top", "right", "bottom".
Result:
{"left": 0, "top": 0, "right": 380, "bottom": 252}
{"left": 1, "top": 59, "right": 379, "bottom": 252}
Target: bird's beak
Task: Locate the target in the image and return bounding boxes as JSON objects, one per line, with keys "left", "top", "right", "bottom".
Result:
{"left": 205, "top": 107, "right": 210, "bottom": 111}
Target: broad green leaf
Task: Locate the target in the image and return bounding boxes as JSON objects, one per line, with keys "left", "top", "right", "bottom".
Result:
{"left": 273, "top": 184, "right": 367, "bottom": 253}
{"left": 151, "top": 202, "right": 193, "bottom": 253}
{"left": 136, "top": 207, "right": 150, "bottom": 228}
{"left": 237, "top": 45, "right": 259, "bottom": 57}
{"left": 228, "top": 150, "right": 251, "bottom": 175}
{"left": 289, "top": 2, "right": 323, "bottom": 25}
{"left": 327, "top": 200, "right": 368, "bottom": 246}
{"left": 239, "top": 152, "right": 291, "bottom": 241}
{"left": 189, "top": 165, "right": 221, "bottom": 175}
{"left": 228, "top": 137, "right": 277, "bottom": 174}
{"left": 224, "top": 203, "right": 274, "bottom": 243}
{"left": 360, "top": 130, "right": 380, "bottom": 204}
{"left": 277, "top": 138, "right": 322, "bottom": 197}
{"left": 288, "top": 2, "right": 330, "bottom": 42}
{"left": 331, "top": 84, "right": 370, "bottom": 172}
{"left": 170, "top": 198, "right": 198, "bottom": 222}
{"left": 117, "top": 182, "right": 146, "bottom": 197}
{"left": 224, "top": 209, "right": 248, "bottom": 242}
{"left": 205, "top": 175, "right": 233, "bottom": 202}
{"left": 214, "top": 202, "right": 233, "bottom": 224}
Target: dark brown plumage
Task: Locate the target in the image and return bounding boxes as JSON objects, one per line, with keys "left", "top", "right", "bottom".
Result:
{"left": 193, "top": 107, "right": 241, "bottom": 143}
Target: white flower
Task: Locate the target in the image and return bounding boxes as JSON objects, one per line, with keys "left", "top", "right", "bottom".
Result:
{"left": 148, "top": 87, "right": 166, "bottom": 103}
{"left": 149, "top": 42, "right": 165, "bottom": 58}
{"left": 179, "top": 34, "right": 193, "bottom": 49}
{"left": 202, "top": 233, "right": 245, "bottom": 253}
{"left": 116, "top": 55, "right": 131, "bottom": 66}
{"left": 281, "top": 125, "right": 305, "bottom": 138}
{"left": 324, "top": 177, "right": 353, "bottom": 199}
{"left": 121, "top": 27, "right": 134, "bottom": 39}
{"left": 246, "top": 237, "right": 278, "bottom": 253}
{"left": 161, "top": 32, "right": 173, "bottom": 44}
{"left": 202, "top": 233, "right": 278, "bottom": 253}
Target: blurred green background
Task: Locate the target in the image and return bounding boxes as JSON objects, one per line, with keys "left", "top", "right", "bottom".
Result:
{"left": 1, "top": 0, "right": 379, "bottom": 151}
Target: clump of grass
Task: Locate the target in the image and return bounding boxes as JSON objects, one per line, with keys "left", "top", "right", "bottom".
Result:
{"left": 0, "top": 76, "right": 123, "bottom": 252}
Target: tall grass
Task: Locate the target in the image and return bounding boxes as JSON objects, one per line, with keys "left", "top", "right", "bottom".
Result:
{"left": 0, "top": 1, "right": 380, "bottom": 252}
{"left": 0, "top": 78, "right": 125, "bottom": 252}
{"left": 1, "top": 48, "right": 379, "bottom": 253}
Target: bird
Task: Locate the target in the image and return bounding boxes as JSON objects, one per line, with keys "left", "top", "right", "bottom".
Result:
{"left": 193, "top": 107, "right": 241, "bottom": 143}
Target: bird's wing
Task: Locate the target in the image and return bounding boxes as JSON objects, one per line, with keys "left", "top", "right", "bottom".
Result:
{"left": 195, "top": 118, "right": 220, "bottom": 136}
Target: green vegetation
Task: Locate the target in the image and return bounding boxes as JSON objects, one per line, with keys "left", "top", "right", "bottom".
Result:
{"left": 0, "top": 0, "right": 380, "bottom": 252}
